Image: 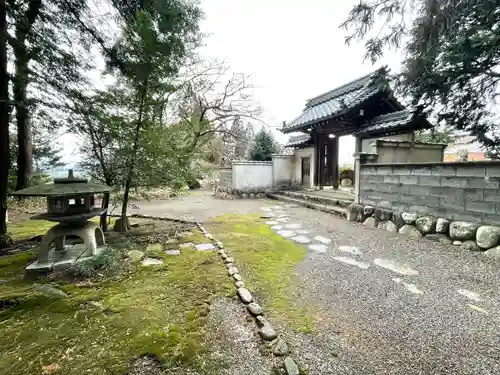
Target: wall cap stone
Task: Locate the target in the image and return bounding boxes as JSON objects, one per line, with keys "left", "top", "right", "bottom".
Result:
{"left": 361, "top": 160, "right": 500, "bottom": 168}
{"left": 232, "top": 160, "right": 273, "bottom": 165}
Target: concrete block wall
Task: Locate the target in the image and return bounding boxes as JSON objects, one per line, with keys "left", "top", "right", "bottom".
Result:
{"left": 359, "top": 161, "right": 500, "bottom": 225}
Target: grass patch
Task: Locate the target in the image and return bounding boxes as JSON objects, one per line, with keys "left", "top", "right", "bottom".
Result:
{"left": 0, "top": 220, "right": 232, "bottom": 375}
{"left": 208, "top": 213, "right": 315, "bottom": 333}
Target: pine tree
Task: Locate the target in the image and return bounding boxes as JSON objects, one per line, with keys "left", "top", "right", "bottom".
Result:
{"left": 249, "top": 129, "right": 279, "bottom": 161}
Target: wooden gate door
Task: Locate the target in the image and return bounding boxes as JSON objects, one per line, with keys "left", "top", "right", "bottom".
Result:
{"left": 301, "top": 157, "right": 311, "bottom": 186}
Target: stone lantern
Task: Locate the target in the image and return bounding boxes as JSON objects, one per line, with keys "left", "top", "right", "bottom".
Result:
{"left": 12, "top": 170, "right": 111, "bottom": 272}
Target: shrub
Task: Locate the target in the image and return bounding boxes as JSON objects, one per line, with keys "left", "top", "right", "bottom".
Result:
{"left": 69, "top": 247, "right": 122, "bottom": 278}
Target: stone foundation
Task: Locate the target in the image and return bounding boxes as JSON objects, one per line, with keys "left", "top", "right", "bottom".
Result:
{"left": 214, "top": 184, "right": 302, "bottom": 200}
{"left": 347, "top": 203, "right": 500, "bottom": 255}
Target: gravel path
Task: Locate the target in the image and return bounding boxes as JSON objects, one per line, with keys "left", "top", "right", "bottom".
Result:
{"left": 266, "top": 204, "right": 500, "bottom": 375}
{"left": 137, "top": 192, "right": 500, "bottom": 374}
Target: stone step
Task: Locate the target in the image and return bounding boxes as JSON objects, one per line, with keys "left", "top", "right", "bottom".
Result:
{"left": 280, "top": 190, "right": 353, "bottom": 208}
{"left": 267, "top": 193, "right": 347, "bottom": 218}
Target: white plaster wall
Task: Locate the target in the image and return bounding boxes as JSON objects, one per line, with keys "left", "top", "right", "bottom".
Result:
{"left": 272, "top": 155, "right": 294, "bottom": 188}
{"left": 293, "top": 147, "right": 315, "bottom": 187}
{"left": 232, "top": 162, "right": 273, "bottom": 189}
{"left": 361, "top": 133, "right": 412, "bottom": 153}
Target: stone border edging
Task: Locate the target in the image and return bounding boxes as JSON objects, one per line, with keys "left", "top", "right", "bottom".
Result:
{"left": 346, "top": 203, "right": 500, "bottom": 256}
{"left": 195, "top": 222, "right": 301, "bottom": 375}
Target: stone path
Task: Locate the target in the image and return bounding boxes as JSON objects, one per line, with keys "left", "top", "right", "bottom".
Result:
{"left": 259, "top": 203, "right": 500, "bottom": 375}
{"left": 139, "top": 191, "right": 500, "bottom": 375}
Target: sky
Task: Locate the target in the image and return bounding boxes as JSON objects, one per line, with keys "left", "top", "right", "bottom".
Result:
{"left": 61, "top": 0, "right": 404, "bottom": 166}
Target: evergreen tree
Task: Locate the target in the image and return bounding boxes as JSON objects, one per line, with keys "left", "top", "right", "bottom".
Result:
{"left": 249, "top": 129, "right": 279, "bottom": 161}
{"left": 341, "top": 0, "right": 500, "bottom": 156}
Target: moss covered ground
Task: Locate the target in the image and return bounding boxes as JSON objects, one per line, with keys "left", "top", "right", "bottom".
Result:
{"left": 0, "top": 219, "right": 232, "bottom": 375}
{"left": 208, "top": 213, "right": 315, "bottom": 333}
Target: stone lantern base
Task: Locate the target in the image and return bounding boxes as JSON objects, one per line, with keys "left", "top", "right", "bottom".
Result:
{"left": 27, "top": 221, "right": 106, "bottom": 273}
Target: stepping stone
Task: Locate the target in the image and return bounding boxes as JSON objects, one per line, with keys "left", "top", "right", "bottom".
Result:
{"left": 291, "top": 235, "right": 312, "bottom": 244}
{"left": 285, "top": 203, "right": 298, "bottom": 208}
{"left": 266, "top": 221, "right": 279, "bottom": 225}
{"left": 308, "top": 244, "right": 328, "bottom": 253}
{"left": 338, "top": 245, "right": 362, "bottom": 256}
{"left": 333, "top": 256, "right": 370, "bottom": 270}
{"left": 296, "top": 229, "right": 310, "bottom": 235}
{"left": 165, "top": 249, "right": 180, "bottom": 256}
{"left": 314, "top": 236, "right": 332, "bottom": 245}
{"left": 195, "top": 243, "right": 216, "bottom": 251}
{"left": 276, "top": 218, "right": 288, "bottom": 223}
{"left": 373, "top": 258, "right": 418, "bottom": 276}
{"left": 179, "top": 242, "right": 193, "bottom": 248}
{"left": 261, "top": 214, "right": 275, "bottom": 219}
{"left": 141, "top": 257, "right": 164, "bottom": 266}
{"left": 284, "top": 223, "right": 301, "bottom": 229}
{"left": 261, "top": 207, "right": 273, "bottom": 212}
{"left": 277, "top": 230, "right": 296, "bottom": 238}
{"left": 271, "top": 225, "right": 283, "bottom": 231}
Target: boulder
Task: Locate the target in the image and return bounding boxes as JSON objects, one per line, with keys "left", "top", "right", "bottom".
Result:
{"left": 415, "top": 216, "right": 438, "bottom": 234}
{"left": 436, "top": 218, "right": 450, "bottom": 234}
{"left": 484, "top": 246, "right": 500, "bottom": 259}
{"left": 398, "top": 225, "right": 423, "bottom": 239}
{"left": 460, "top": 240, "right": 482, "bottom": 252}
{"left": 363, "top": 217, "right": 377, "bottom": 228}
{"left": 449, "top": 222, "right": 480, "bottom": 241}
{"left": 377, "top": 221, "right": 398, "bottom": 233}
{"left": 374, "top": 208, "right": 393, "bottom": 222}
{"left": 237, "top": 287, "right": 253, "bottom": 303}
{"left": 401, "top": 212, "right": 418, "bottom": 225}
{"left": 476, "top": 226, "right": 500, "bottom": 249}
{"left": 347, "top": 203, "right": 365, "bottom": 222}
{"left": 258, "top": 323, "right": 277, "bottom": 341}
{"left": 423, "top": 234, "right": 452, "bottom": 245}
{"left": 364, "top": 206, "right": 375, "bottom": 216}
{"left": 392, "top": 212, "right": 406, "bottom": 229}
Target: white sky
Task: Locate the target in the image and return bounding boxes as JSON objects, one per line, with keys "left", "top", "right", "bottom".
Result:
{"left": 62, "top": 0, "right": 404, "bottom": 166}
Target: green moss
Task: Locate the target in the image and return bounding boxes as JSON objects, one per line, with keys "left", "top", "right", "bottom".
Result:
{"left": 208, "top": 214, "right": 315, "bottom": 333}
{"left": 0, "top": 231, "right": 232, "bottom": 374}
{"left": 7, "top": 220, "right": 55, "bottom": 241}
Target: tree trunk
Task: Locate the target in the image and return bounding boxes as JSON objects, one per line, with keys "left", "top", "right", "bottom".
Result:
{"left": 100, "top": 192, "right": 110, "bottom": 231}
{"left": 0, "top": 0, "right": 10, "bottom": 245}
{"left": 120, "top": 83, "right": 148, "bottom": 232}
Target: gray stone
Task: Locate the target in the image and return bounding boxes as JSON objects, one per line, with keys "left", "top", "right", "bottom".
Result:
{"left": 178, "top": 231, "right": 193, "bottom": 238}
{"left": 484, "top": 246, "right": 500, "bottom": 259}
{"left": 141, "top": 257, "right": 164, "bottom": 266}
{"left": 460, "top": 240, "right": 482, "bottom": 252}
{"left": 476, "top": 225, "right": 500, "bottom": 249}
{"left": 347, "top": 203, "right": 365, "bottom": 222}
{"left": 228, "top": 267, "right": 239, "bottom": 276}
{"left": 449, "top": 222, "right": 480, "bottom": 241}
{"left": 224, "top": 257, "right": 234, "bottom": 264}
{"left": 402, "top": 212, "right": 418, "bottom": 225}
{"left": 423, "top": 234, "right": 452, "bottom": 245}
{"left": 195, "top": 243, "right": 216, "bottom": 251}
{"left": 34, "top": 284, "right": 68, "bottom": 298}
{"left": 216, "top": 240, "right": 224, "bottom": 249}
{"left": 225, "top": 263, "right": 234, "bottom": 269}
{"left": 364, "top": 205, "right": 375, "bottom": 216}
{"left": 247, "top": 302, "right": 263, "bottom": 316}
{"left": 179, "top": 242, "right": 194, "bottom": 249}
{"left": 308, "top": 244, "right": 328, "bottom": 253}
{"left": 237, "top": 287, "right": 253, "bottom": 303}
{"left": 166, "top": 238, "right": 179, "bottom": 245}
{"left": 284, "top": 223, "right": 301, "bottom": 229}
{"left": 165, "top": 249, "right": 181, "bottom": 256}
{"left": 256, "top": 315, "right": 267, "bottom": 327}
{"left": 415, "top": 216, "right": 438, "bottom": 234}
{"left": 291, "top": 235, "right": 312, "bottom": 244}
{"left": 271, "top": 225, "right": 283, "bottom": 231}
{"left": 127, "top": 250, "right": 145, "bottom": 262}
{"left": 363, "top": 217, "right": 377, "bottom": 228}
{"left": 377, "top": 221, "right": 398, "bottom": 233}
{"left": 453, "top": 240, "right": 462, "bottom": 246}
{"left": 314, "top": 236, "right": 332, "bottom": 245}
{"left": 374, "top": 207, "right": 393, "bottom": 222}
{"left": 284, "top": 357, "right": 300, "bottom": 375}
{"left": 242, "top": 193, "right": 249, "bottom": 199}
{"left": 272, "top": 338, "right": 289, "bottom": 356}
{"left": 113, "top": 217, "right": 131, "bottom": 232}
{"left": 258, "top": 323, "right": 277, "bottom": 341}
{"left": 436, "top": 218, "right": 450, "bottom": 234}
{"left": 392, "top": 212, "right": 406, "bottom": 229}
{"left": 233, "top": 273, "right": 242, "bottom": 281}
{"left": 398, "top": 225, "right": 423, "bottom": 239}
{"left": 277, "top": 230, "right": 296, "bottom": 238}
{"left": 235, "top": 281, "right": 245, "bottom": 288}
{"left": 261, "top": 213, "right": 274, "bottom": 219}
{"left": 220, "top": 252, "right": 228, "bottom": 260}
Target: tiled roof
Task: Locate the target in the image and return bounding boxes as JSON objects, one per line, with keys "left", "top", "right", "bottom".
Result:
{"left": 283, "top": 70, "right": 383, "bottom": 132}
{"left": 284, "top": 133, "right": 311, "bottom": 147}
{"left": 354, "top": 109, "right": 430, "bottom": 137}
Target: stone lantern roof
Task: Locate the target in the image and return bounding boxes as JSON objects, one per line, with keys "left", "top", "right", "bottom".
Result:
{"left": 11, "top": 170, "right": 111, "bottom": 197}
